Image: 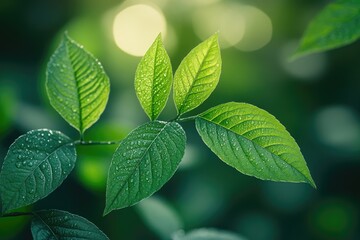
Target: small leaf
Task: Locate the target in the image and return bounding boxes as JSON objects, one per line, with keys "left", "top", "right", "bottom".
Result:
{"left": 105, "top": 121, "right": 186, "bottom": 215}
{"left": 31, "top": 209, "right": 109, "bottom": 240}
{"left": 195, "top": 102, "right": 316, "bottom": 187}
{"left": 174, "top": 34, "right": 221, "bottom": 116}
{"left": 46, "top": 34, "right": 110, "bottom": 134}
{"left": 172, "top": 228, "right": 246, "bottom": 240}
{"left": 293, "top": 0, "right": 360, "bottom": 59}
{"left": 0, "top": 129, "right": 76, "bottom": 214}
{"left": 135, "top": 34, "right": 173, "bottom": 120}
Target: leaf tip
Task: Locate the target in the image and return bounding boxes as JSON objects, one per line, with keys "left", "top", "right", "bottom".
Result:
{"left": 62, "top": 31, "right": 72, "bottom": 42}
{"left": 289, "top": 48, "right": 308, "bottom": 62}
{"left": 209, "top": 32, "right": 220, "bottom": 43}
{"left": 308, "top": 178, "right": 317, "bottom": 189}
{"left": 156, "top": 32, "right": 162, "bottom": 40}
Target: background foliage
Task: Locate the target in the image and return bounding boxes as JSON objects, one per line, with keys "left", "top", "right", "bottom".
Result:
{"left": 0, "top": 0, "right": 359, "bottom": 239}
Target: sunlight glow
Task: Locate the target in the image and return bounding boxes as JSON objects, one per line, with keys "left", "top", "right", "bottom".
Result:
{"left": 193, "top": 3, "right": 272, "bottom": 51}
{"left": 193, "top": 4, "right": 246, "bottom": 48}
{"left": 113, "top": 4, "right": 167, "bottom": 56}
{"left": 235, "top": 6, "right": 272, "bottom": 51}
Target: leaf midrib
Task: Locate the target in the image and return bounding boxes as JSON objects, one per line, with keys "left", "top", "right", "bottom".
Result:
{"left": 151, "top": 39, "right": 160, "bottom": 120}
{"left": 177, "top": 39, "right": 216, "bottom": 115}
{"left": 65, "top": 39, "right": 84, "bottom": 133}
{"left": 107, "top": 122, "right": 171, "bottom": 212}
{"left": 34, "top": 212, "right": 60, "bottom": 240}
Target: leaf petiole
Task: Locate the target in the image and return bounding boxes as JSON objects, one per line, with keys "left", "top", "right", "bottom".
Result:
{"left": 1, "top": 212, "right": 34, "bottom": 218}
{"left": 73, "top": 140, "right": 121, "bottom": 146}
{"left": 177, "top": 115, "right": 198, "bottom": 123}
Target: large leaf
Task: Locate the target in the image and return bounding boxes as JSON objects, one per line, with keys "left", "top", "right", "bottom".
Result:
{"left": 135, "top": 34, "right": 173, "bottom": 120}
{"left": 293, "top": 0, "right": 360, "bottom": 58}
{"left": 105, "top": 121, "right": 186, "bottom": 215}
{"left": 31, "top": 209, "right": 109, "bottom": 240}
{"left": 173, "top": 34, "right": 221, "bottom": 116}
{"left": 172, "top": 228, "right": 246, "bottom": 240}
{"left": 46, "top": 34, "right": 110, "bottom": 134}
{"left": 0, "top": 129, "right": 76, "bottom": 214}
{"left": 195, "top": 102, "right": 316, "bottom": 187}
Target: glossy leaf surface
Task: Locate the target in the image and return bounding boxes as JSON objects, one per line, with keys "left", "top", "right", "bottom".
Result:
{"left": 0, "top": 129, "right": 76, "bottom": 214}
{"left": 195, "top": 102, "right": 316, "bottom": 187}
{"left": 174, "top": 34, "right": 221, "bottom": 116}
{"left": 294, "top": 0, "right": 360, "bottom": 58}
{"left": 31, "top": 209, "right": 109, "bottom": 240}
{"left": 135, "top": 34, "right": 173, "bottom": 120}
{"left": 105, "top": 121, "right": 186, "bottom": 215}
{"left": 46, "top": 34, "right": 110, "bottom": 133}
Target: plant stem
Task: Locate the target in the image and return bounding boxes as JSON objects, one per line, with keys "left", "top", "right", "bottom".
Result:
{"left": 177, "top": 115, "right": 198, "bottom": 122}
{"left": 74, "top": 140, "right": 121, "bottom": 146}
{"left": 1, "top": 212, "right": 34, "bottom": 218}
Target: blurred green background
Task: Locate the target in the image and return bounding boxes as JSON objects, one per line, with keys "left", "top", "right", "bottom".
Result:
{"left": 1, "top": 0, "right": 359, "bottom": 239}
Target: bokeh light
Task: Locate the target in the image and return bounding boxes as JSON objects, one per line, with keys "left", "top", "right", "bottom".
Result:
{"left": 281, "top": 41, "right": 327, "bottom": 80}
{"left": 314, "top": 106, "right": 360, "bottom": 151}
{"left": 193, "top": 3, "right": 246, "bottom": 48}
{"left": 112, "top": 4, "right": 167, "bottom": 56}
{"left": 193, "top": 3, "right": 272, "bottom": 51}
{"left": 76, "top": 156, "right": 107, "bottom": 192}
{"left": 235, "top": 6, "right": 272, "bottom": 51}
{"left": 309, "top": 199, "right": 358, "bottom": 239}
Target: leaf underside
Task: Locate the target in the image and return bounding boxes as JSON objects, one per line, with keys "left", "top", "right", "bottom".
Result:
{"left": 105, "top": 121, "right": 186, "bottom": 215}
{"left": 0, "top": 129, "right": 76, "bottom": 214}
{"left": 46, "top": 34, "right": 110, "bottom": 133}
{"left": 31, "top": 209, "right": 109, "bottom": 240}
{"left": 195, "top": 102, "right": 316, "bottom": 187}
{"left": 294, "top": 0, "right": 360, "bottom": 58}
{"left": 174, "top": 34, "right": 221, "bottom": 116}
{"left": 135, "top": 34, "right": 173, "bottom": 120}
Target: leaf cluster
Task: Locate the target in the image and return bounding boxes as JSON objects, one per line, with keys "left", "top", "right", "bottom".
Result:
{"left": 0, "top": 33, "right": 315, "bottom": 239}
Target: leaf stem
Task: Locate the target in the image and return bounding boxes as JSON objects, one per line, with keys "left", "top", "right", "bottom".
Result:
{"left": 177, "top": 115, "right": 198, "bottom": 122}
{"left": 74, "top": 140, "right": 121, "bottom": 146}
{"left": 1, "top": 212, "right": 34, "bottom": 218}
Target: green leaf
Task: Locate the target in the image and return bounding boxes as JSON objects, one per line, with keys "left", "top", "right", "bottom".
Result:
{"left": 105, "top": 121, "right": 186, "bottom": 215}
{"left": 0, "top": 129, "right": 76, "bottom": 214}
{"left": 135, "top": 34, "right": 173, "bottom": 120}
{"left": 293, "top": 0, "right": 360, "bottom": 59}
{"left": 174, "top": 34, "right": 221, "bottom": 116}
{"left": 46, "top": 34, "right": 110, "bottom": 134}
{"left": 31, "top": 209, "right": 109, "bottom": 240}
{"left": 195, "top": 102, "right": 316, "bottom": 188}
{"left": 172, "top": 228, "right": 246, "bottom": 240}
